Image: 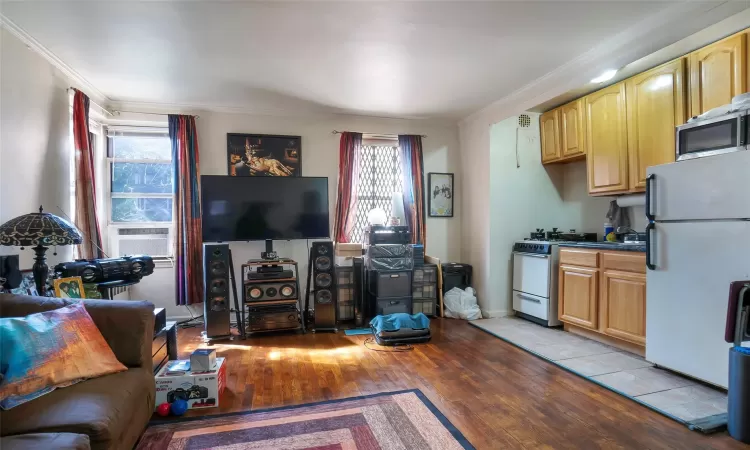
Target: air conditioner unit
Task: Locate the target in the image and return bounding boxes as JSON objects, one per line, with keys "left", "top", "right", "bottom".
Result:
{"left": 111, "top": 227, "right": 171, "bottom": 258}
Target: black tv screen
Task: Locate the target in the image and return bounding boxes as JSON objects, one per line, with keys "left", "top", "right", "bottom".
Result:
{"left": 201, "top": 176, "right": 330, "bottom": 242}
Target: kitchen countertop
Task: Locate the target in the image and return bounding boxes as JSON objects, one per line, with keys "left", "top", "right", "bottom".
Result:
{"left": 558, "top": 241, "right": 646, "bottom": 252}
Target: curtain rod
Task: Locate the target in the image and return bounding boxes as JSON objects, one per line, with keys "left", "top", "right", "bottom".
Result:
{"left": 67, "top": 87, "right": 200, "bottom": 119}
{"left": 113, "top": 110, "right": 200, "bottom": 119}
{"left": 67, "top": 87, "right": 114, "bottom": 116}
{"left": 331, "top": 130, "right": 427, "bottom": 138}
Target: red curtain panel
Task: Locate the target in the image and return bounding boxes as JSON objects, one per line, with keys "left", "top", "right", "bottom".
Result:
{"left": 333, "top": 132, "right": 362, "bottom": 243}
{"left": 398, "top": 135, "right": 426, "bottom": 246}
{"left": 169, "top": 115, "right": 203, "bottom": 306}
{"left": 72, "top": 90, "right": 104, "bottom": 259}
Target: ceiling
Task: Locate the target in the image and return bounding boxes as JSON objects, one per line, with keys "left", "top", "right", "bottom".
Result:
{"left": 1, "top": 1, "right": 745, "bottom": 119}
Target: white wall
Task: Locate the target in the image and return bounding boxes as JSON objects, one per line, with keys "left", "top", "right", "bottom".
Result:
{"left": 0, "top": 28, "right": 74, "bottom": 268}
{"left": 121, "top": 110, "right": 462, "bottom": 318}
{"left": 485, "top": 115, "right": 612, "bottom": 316}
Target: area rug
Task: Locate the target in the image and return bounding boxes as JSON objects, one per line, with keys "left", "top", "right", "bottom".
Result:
{"left": 137, "top": 389, "right": 473, "bottom": 449}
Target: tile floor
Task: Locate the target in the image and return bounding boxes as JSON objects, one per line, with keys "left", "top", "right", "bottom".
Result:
{"left": 471, "top": 316, "right": 728, "bottom": 424}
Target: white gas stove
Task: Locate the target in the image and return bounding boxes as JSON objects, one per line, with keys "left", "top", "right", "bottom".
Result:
{"left": 511, "top": 240, "right": 561, "bottom": 327}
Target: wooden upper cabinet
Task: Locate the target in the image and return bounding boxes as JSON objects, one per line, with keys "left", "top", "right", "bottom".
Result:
{"left": 540, "top": 109, "right": 562, "bottom": 163}
{"left": 600, "top": 270, "right": 647, "bottom": 345}
{"left": 626, "top": 58, "right": 686, "bottom": 192}
{"left": 689, "top": 33, "right": 747, "bottom": 117}
{"left": 585, "top": 82, "right": 629, "bottom": 195}
{"left": 559, "top": 265, "right": 599, "bottom": 330}
{"left": 560, "top": 99, "right": 585, "bottom": 159}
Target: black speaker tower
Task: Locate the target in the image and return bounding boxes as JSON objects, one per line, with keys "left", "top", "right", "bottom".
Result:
{"left": 305, "top": 241, "right": 337, "bottom": 331}
{"left": 203, "top": 243, "right": 235, "bottom": 339}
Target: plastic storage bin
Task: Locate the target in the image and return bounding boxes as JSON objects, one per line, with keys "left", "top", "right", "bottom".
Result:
{"left": 376, "top": 296, "right": 412, "bottom": 315}
{"left": 412, "top": 283, "right": 436, "bottom": 299}
{"left": 413, "top": 264, "right": 437, "bottom": 283}
{"left": 412, "top": 298, "right": 436, "bottom": 316}
{"left": 335, "top": 266, "right": 355, "bottom": 321}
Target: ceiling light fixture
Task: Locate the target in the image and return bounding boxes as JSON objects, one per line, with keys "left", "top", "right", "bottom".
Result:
{"left": 591, "top": 69, "right": 618, "bottom": 84}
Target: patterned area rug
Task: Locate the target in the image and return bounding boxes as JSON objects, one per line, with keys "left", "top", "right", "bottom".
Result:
{"left": 137, "top": 389, "right": 473, "bottom": 449}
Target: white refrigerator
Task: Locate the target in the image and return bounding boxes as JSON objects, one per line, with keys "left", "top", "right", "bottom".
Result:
{"left": 646, "top": 150, "right": 750, "bottom": 388}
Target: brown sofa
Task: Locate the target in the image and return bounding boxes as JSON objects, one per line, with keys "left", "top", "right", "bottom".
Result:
{"left": 0, "top": 294, "right": 156, "bottom": 450}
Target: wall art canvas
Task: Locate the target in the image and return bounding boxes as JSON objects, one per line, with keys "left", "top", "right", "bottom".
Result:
{"left": 428, "top": 172, "right": 454, "bottom": 217}
{"left": 53, "top": 276, "right": 85, "bottom": 299}
{"left": 227, "top": 133, "right": 301, "bottom": 177}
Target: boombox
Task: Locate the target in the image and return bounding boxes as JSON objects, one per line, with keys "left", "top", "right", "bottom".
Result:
{"left": 54, "top": 255, "right": 155, "bottom": 284}
{"left": 245, "top": 280, "right": 297, "bottom": 302}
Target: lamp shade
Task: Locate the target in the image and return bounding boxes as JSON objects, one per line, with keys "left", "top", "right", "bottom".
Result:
{"left": 0, "top": 206, "right": 83, "bottom": 247}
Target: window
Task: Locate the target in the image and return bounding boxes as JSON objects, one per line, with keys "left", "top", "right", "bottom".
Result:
{"left": 106, "top": 129, "right": 174, "bottom": 258}
{"left": 349, "top": 143, "right": 403, "bottom": 243}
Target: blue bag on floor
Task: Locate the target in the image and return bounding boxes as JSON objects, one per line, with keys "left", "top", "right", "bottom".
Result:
{"left": 369, "top": 313, "right": 431, "bottom": 346}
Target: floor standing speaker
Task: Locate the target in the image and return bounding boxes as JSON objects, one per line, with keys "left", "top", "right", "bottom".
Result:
{"left": 203, "top": 243, "right": 232, "bottom": 338}
{"left": 311, "top": 241, "right": 337, "bottom": 330}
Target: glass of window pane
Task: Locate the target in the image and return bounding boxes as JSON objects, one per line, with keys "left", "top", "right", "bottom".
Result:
{"left": 111, "top": 198, "right": 173, "bottom": 222}
{"left": 109, "top": 135, "right": 171, "bottom": 160}
{"left": 112, "top": 162, "right": 173, "bottom": 193}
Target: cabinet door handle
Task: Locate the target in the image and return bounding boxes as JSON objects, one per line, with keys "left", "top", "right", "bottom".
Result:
{"left": 646, "top": 222, "right": 656, "bottom": 271}
{"left": 517, "top": 293, "right": 542, "bottom": 304}
{"left": 645, "top": 174, "right": 655, "bottom": 222}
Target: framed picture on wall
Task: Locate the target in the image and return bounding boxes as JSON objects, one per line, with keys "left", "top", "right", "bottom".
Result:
{"left": 227, "top": 133, "right": 301, "bottom": 177}
{"left": 428, "top": 172, "right": 454, "bottom": 217}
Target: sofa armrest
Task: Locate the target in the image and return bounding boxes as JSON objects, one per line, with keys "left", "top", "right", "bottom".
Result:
{"left": 0, "top": 294, "right": 155, "bottom": 368}
{"left": 81, "top": 300, "right": 155, "bottom": 368}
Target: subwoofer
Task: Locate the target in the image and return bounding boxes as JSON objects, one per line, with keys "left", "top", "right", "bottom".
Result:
{"left": 311, "top": 241, "right": 336, "bottom": 330}
{"left": 203, "top": 243, "right": 231, "bottom": 338}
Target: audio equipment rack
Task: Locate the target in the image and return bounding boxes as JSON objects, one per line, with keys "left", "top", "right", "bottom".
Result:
{"left": 241, "top": 259, "right": 304, "bottom": 335}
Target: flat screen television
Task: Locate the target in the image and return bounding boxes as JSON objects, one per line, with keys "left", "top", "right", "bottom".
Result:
{"left": 201, "top": 175, "right": 330, "bottom": 242}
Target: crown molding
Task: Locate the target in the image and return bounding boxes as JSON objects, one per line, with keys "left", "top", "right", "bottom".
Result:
{"left": 107, "top": 99, "right": 458, "bottom": 126}
{"left": 0, "top": 14, "right": 110, "bottom": 103}
{"left": 459, "top": 1, "right": 749, "bottom": 128}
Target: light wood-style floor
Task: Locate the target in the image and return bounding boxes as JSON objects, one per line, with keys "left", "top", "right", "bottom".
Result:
{"left": 172, "top": 319, "right": 744, "bottom": 449}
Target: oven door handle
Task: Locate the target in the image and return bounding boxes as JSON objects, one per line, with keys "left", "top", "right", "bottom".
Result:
{"left": 517, "top": 293, "right": 542, "bottom": 304}
{"left": 512, "top": 252, "right": 549, "bottom": 258}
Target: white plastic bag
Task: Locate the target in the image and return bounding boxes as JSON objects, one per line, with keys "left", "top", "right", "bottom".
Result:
{"left": 443, "top": 287, "right": 482, "bottom": 321}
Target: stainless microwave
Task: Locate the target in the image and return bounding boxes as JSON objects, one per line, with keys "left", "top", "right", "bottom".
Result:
{"left": 676, "top": 110, "right": 748, "bottom": 161}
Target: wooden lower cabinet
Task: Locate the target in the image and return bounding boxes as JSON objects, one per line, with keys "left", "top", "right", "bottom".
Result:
{"left": 558, "top": 249, "right": 646, "bottom": 349}
{"left": 600, "top": 270, "right": 646, "bottom": 345}
{"left": 559, "top": 265, "right": 598, "bottom": 330}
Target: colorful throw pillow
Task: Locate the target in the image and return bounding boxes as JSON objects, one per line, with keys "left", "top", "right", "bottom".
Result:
{"left": 0, "top": 302, "right": 127, "bottom": 409}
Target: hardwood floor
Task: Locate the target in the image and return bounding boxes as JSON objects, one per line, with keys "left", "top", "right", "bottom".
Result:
{"left": 172, "top": 319, "right": 744, "bottom": 449}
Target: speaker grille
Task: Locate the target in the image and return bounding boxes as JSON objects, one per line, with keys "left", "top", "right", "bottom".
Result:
{"left": 315, "top": 273, "right": 332, "bottom": 288}
{"left": 210, "top": 279, "right": 227, "bottom": 293}
{"left": 248, "top": 286, "right": 263, "bottom": 299}
{"left": 210, "top": 260, "right": 227, "bottom": 276}
{"left": 315, "top": 290, "right": 332, "bottom": 303}
{"left": 211, "top": 297, "right": 227, "bottom": 311}
{"left": 315, "top": 244, "right": 329, "bottom": 255}
{"left": 280, "top": 284, "right": 295, "bottom": 297}
{"left": 266, "top": 287, "right": 278, "bottom": 297}
{"left": 315, "top": 256, "right": 331, "bottom": 271}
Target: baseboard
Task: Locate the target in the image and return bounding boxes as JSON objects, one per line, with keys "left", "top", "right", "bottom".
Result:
{"left": 564, "top": 323, "right": 645, "bottom": 357}
{"left": 480, "top": 309, "right": 511, "bottom": 319}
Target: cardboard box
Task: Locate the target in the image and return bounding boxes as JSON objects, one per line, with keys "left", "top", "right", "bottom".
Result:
{"left": 155, "top": 357, "right": 226, "bottom": 410}
{"left": 190, "top": 348, "right": 216, "bottom": 373}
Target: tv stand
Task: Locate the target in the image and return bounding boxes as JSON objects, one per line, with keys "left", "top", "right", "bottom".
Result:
{"left": 261, "top": 239, "right": 277, "bottom": 260}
